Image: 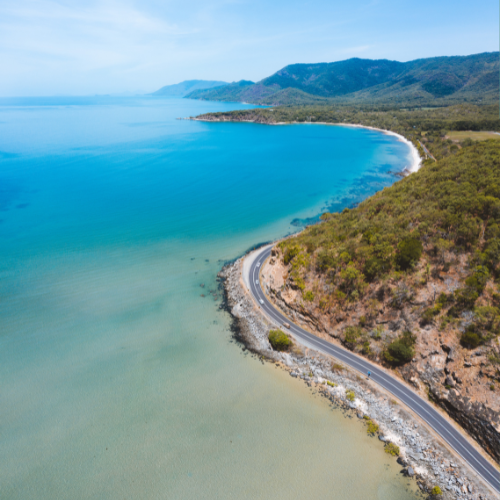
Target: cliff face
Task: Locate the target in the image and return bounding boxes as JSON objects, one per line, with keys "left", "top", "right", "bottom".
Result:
{"left": 260, "top": 245, "right": 500, "bottom": 462}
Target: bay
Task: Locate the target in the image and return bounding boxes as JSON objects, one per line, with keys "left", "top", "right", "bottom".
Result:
{"left": 0, "top": 96, "right": 418, "bottom": 499}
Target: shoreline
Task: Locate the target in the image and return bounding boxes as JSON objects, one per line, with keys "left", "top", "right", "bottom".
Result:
{"left": 218, "top": 251, "right": 496, "bottom": 500}
{"left": 212, "top": 126, "right": 496, "bottom": 498}
{"left": 191, "top": 116, "right": 422, "bottom": 175}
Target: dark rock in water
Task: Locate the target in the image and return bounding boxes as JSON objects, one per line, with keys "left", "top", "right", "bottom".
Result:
{"left": 200, "top": 294, "right": 205, "bottom": 297}
{"left": 191, "top": 257, "right": 195, "bottom": 260}
{"left": 200, "top": 284, "right": 205, "bottom": 288}
{"left": 397, "top": 456, "right": 407, "bottom": 466}
{"left": 406, "top": 466, "right": 415, "bottom": 477}
{"left": 205, "top": 259, "right": 209, "bottom": 262}
{"left": 357, "top": 412, "right": 364, "bottom": 418}
{"left": 378, "top": 435, "right": 387, "bottom": 442}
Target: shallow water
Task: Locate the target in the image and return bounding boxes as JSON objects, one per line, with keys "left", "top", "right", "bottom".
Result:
{"left": 0, "top": 96, "right": 419, "bottom": 499}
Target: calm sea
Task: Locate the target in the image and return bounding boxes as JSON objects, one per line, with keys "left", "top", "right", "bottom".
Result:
{"left": 0, "top": 96, "right": 418, "bottom": 499}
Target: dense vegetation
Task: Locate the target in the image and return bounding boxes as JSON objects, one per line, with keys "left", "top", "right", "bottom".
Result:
{"left": 277, "top": 141, "right": 500, "bottom": 357}
{"left": 196, "top": 104, "right": 500, "bottom": 161}
{"left": 187, "top": 52, "right": 499, "bottom": 106}
{"left": 268, "top": 329, "right": 292, "bottom": 351}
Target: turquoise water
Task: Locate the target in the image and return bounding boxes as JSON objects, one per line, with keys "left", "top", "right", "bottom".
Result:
{"left": 0, "top": 96, "right": 418, "bottom": 499}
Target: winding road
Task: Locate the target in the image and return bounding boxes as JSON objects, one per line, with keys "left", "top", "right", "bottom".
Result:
{"left": 248, "top": 245, "right": 500, "bottom": 493}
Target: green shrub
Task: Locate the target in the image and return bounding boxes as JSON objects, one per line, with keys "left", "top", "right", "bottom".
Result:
{"left": 344, "top": 326, "right": 362, "bottom": 347}
{"left": 361, "top": 341, "right": 372, "bottom": 355}
{"left": 384, "top": 331, "right": 416, "bottom": 365}
{"left": 384, "top": 442, "right": 400, "bottom": 456}
{"left": 460, "top": 329, "right": 482, "bottom": 349}
{"left": 303, "top": 290, "right": 315, "bottom": 302}
{"left": 268, "top": 329, "right": 292, "bottom": 351}
{"left": 365, "top": 419, "right": 379, "bottom": 435}
{"left": 431, "top": 486, "right": 443, "bottom": 496}
{"left": 345, "top": 390, "right": 355, "bottom": 402}
{"left": 283, "top": 245, "right": 300, "bottom": 265}
{"left": 421, "top": 304, "right": 442, "bottom": 324}
{"left": 395, "top": 238, "right": 423, "bottom": 270}
{"left": 364, "top": 257, "right": 384, "bottom": 281}
{"left": 326, "top": 381, "right": 337, "bottom": 387}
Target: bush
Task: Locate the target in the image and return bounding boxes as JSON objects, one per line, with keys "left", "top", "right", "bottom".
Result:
{"left": 384, "top": 442, "right": 400, "bottom": 456}
{"left": 431, "top": 486, "right": 443, "bottom": 496}
{"left": 460, "top": 329, "right": 482, "bottom": 349}
{"left": 345, "top": 390, "right": 355, "bottom": 402}
{"left": 421, "top": 304, "right": 442, "bottom": 325}
{"left": 384, "top": 331, "right": 416, "bottom": 365}
{"left": 326, "top": 381, "right": 337, "bottom": 387}
{"left": 364, "top": 257, "right": 384, "bottom": 281}
{"left": 344, "top": 326, "right": 362, "bottom": 347}
{"left": 303, "top": 290, "right": 315, "bottom": 302}
{"left": 365, "top": 419, "right": 379, "bottom": 435}
{"left": 395, "top": 237, "right": 423, "bottom": 270}
{"left": 283, "top": 245, "right": 300, "bottom": 265}
{"left": 268, "top": 329, "right": 292, "bottom": 351}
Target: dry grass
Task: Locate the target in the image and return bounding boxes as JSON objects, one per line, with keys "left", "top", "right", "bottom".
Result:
{"left": 446, "top": 131, "right": 500, "bottom": 142}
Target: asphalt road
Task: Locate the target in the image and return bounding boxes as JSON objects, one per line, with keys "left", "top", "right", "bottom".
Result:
{"left": 249, "top": 245, "right": 500, "bottom": 493}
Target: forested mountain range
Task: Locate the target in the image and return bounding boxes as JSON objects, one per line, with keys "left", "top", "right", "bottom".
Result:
{"left": 151, "top": 80, "right": 228, "bottom": 97}
{"left": 186, "top": 52, "right": 499, "bottom": 105}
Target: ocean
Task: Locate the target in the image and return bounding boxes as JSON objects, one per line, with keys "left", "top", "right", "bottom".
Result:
{"left": 0, "top": 96, "right": 419, "bottom": 499}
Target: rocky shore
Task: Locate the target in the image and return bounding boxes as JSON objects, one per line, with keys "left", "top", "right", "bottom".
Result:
{"left": 218, "top": 254, "right": 497, "bottom": 500}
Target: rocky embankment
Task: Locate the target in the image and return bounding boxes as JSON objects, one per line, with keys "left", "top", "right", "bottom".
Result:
{"left": 259, "top": 246, "right": 500, "bottom": 466}
{"left": 218, "top": 253, "right": 497, "bottom": 500}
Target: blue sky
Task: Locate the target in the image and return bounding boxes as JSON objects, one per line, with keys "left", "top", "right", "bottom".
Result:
{"left": 0, "top": 0, "right": 498, "bottom": 96}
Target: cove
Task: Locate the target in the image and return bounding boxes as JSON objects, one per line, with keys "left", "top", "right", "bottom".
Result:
{"left": 0, "top": 96, "right": 419, "bottom": 500}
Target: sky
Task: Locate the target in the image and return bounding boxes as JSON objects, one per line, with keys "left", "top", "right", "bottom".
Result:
{"left": 0, "top": 0, "right": 498, "bottom": 96}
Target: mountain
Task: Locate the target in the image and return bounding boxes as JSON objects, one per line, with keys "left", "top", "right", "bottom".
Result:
{"left": 185, "top": 52, "right": 499, "bottom": 105}
{"left": 151, "top": 80, "right": 228, "bottom": 97}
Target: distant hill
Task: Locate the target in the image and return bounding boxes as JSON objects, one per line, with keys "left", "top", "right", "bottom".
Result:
{"left": 186, "top": 52, "right": 499, "bottom": 105}
{"left": 151, "top": 80, "right": 228, "bottom": 97}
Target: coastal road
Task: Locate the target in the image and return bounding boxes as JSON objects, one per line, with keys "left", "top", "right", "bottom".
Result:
{"left": 248, "top": 245, "right": 500, "bottom": 494}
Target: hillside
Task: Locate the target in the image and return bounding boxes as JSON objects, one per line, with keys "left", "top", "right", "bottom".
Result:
{"left": 186, "top": 52, "right": 499, "bottom": 105}
{"left": 151, "top": 79, "right": 227, "bottom": 97}
{"left": 260, "top": 142, "right": 500, "bottom": 461}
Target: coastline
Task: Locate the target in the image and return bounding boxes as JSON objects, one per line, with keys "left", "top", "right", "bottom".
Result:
{"left": 219, "top": 251, "right": 496, "bottom": 500}
{"left": 211, "top": 122, "right": 498, "bottom": 498}
{"left": 191, "top": 116, "right": 422, "bottom": 175}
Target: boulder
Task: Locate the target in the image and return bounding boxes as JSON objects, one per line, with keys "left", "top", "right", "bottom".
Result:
{"left": 444, "top": 376, "right": 456, "bottom": 388}
{"left": 407, "top": 466, "right": 415, "bottom": 477}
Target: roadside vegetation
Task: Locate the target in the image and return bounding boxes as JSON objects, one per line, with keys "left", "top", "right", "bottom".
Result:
{"left": 268, "top": 329, "right": 292, "bottom": 351}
